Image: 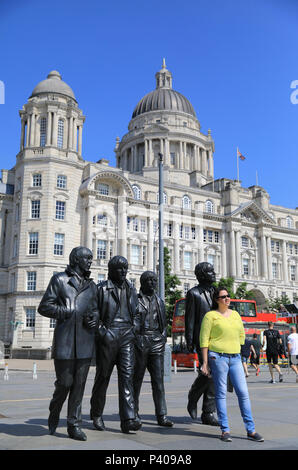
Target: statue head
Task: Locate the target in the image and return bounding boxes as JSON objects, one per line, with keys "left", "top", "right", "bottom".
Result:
{"left": 140, "top": 271, "right": 157, "bottom": 296}
{"left": 69, "top": 246, "right": 93, "bottom": 276}
{"left": 108, "top": 255, "right": 128, "bottom": 286}
{"left": 194, "top": 262, "right": 216, "bottom": 286}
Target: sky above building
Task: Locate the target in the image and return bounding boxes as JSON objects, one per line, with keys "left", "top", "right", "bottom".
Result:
{"left": 0, "top": 0, "right": 297, "bottom": 209}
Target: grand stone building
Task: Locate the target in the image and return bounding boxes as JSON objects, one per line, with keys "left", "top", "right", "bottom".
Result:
{"left": 1, "top": 61, "right": 298, "bottom": 357}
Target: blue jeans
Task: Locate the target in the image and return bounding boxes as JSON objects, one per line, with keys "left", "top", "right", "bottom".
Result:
{"left": 208, "top": 351, "right": 255, "bottom": 434}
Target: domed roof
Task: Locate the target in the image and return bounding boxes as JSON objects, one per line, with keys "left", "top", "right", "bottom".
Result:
{"left": 132, "top": 60, "right": 197, "bottom": 119}
{"left": 30, "top": 71, "right": 76, "bottom": 101}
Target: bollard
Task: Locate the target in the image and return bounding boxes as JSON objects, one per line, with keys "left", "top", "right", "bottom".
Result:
{"left": 174, "top": 360, "right": 177, "bottom": 374}
{"left": 194, "top": 359, "right": 197, "bottom": 373}
{"left": 4, "top": 363, "right": 9, "bottom": 380}
{"left": 33, "top": 362, "right": 37, "bottom": 379}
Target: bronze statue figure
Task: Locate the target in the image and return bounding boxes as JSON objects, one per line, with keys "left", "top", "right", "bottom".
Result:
{"left": 133, "top": 271, "right": 174, "bottom": 427}
{"left": 90, "top": 256, "right": 141, "bottom": 434}
{"left": 38, "top": 246, "right": 99, "bottom": 441}
{"left": 185, "top": 262, "right": 219, "bottom": 426}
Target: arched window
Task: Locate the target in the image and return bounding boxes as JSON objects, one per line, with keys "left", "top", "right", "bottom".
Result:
{"left": 157, "top": 192, "right": 167, "bottom": 204}
{"left": 57, "top": 119, "right": 64, "bottom": 149}
{"left": 132, "top": 185, "right": 141, "bottom": 200}
{"left": 40, "top": 117, "right": 47, "bottom": 147}
{"left": 241, "top": 236, "right": 249, "bottom": 248}
{"left": 182, "top": 195, "right": 191, "bottom": 209}
{"left": 286, "top": 216, "right": 293, "bottom": 228}
{"left": 205, "top": 200, "right": 214, "bottom": 213}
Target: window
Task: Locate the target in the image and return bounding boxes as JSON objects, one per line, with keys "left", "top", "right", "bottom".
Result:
{"left": 27, "top": 271, "right": 37, "bottom": 291}
{"left": 109, "top": 241, "right": 114, "bottom": 259}
{"left": 97, "top": 183, "right": 109, "bottom": 195}
{"left": 183, "top": 251, "right": 192, "bottom": 270}
{"left": 57, "top": 175, "right": 67, "bottom": 189}
{"left": 133, "top": 217, "right": 139, "bottom": 232}
{"left": 170, "top": 152, "right": 176, "bottom": 165}
{"left": 241, "top": 236, "right": 249, "bottom": 248}
{"left": 166, "top": 223, "right": 173, "bottom": 237}
{"left": 207, "top": 254, "right": 215, "bottom": 266}
{"left": 97, "top": 214, "right": 107, "bottom": 226}
{"left": 132, "top": 185, "right": 141, "bottom": 200}
{"left": 185, "top": 226, "right": 190, "bottom": 239}
{"left": 272, "top": 262, "right": 278, "bottom": 279}
{"left": 179, "top": 225, "right": 183, "bottom": 239}
{"left": 182, "top": 195, "right": 191, "bottom": 209}
{"left": 55, "top": 200, "right": 65, "bottom": 220}
{"left": 13, "top": 235, "right": 18, "bottom": 257}
{"left": 142, "top": 246, "right": 146, "bottom": 265}
{"left": 25, "top": 307, "right": 36, "bottom": 329}
{"left": 131, "top": 245, "right": 140, "bottom": 265}
{"left": 214, "top": 231, "right": 219, "bottom": 243}
{"left": 31, "top": 200, "right": 40, "bottom": 219}
{"left": 184, "top": 283, "right": 190, "bottom": 296}
{"left": 204, "top": 229, "right": 220, "bottom": 243}
{"left": 140, "top": 219, "right": 146, "bottom": 233}
{"left": 32, "top": 174, "right": 42, "bottom": 187}
{"left": 157, "top": 192, "right": 167, "bottom": 204}
{"left": 97, "top": 240, "right": 107, "bottom": 260}
{"left": 290, "top": 265, "right": 296, "bottom": 281}
{"left": 208, "top": 230, "right": 213, "bottom": 243}
{"left": 50, "top": 318, "right": 56, "bottom": 329}
{"left": 205, "top": 200, "right": 214, "bottom": 213}
{"left": 29, "top": 232, "right": 38, "bottom": 255}
{"left": 192, "top": 227, "right": 196, "bottom": 240}
{"left": 271, "top": 240, "right": 280, "bottom": 253}
{"left": 54, "top": 233, "right": 64, "bottom": 255}
{"left": 242, "top": 258, "right": 249, "bottom": 276}
{"left": 286, "top": 216, "right": 293, "bottom": 229}
{"left": 57, "top": 119, "right": 64, "bottom": 149}
{"left": 98, "top": 274, "right": 105, "bottom": 283}
{"left": 40, "top": 117, "right": 47, "bottom": 147}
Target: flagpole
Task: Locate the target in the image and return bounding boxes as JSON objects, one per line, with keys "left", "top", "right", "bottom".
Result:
{"left": 237, "top": 147, "right": 239, "bottom": 183}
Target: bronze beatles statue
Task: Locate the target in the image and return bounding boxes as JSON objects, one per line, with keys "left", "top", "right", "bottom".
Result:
{"left": 185, "top": 262, "right": 219, "bottom": 426}
{"left": 38, "top": 247, "right": 99, "bottom": 441}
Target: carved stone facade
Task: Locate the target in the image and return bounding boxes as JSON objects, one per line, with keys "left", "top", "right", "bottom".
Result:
{"left": 0, "top": 63, "right": 297, "bottom": 357}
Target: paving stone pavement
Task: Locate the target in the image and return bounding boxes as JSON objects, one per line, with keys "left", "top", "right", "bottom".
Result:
{"left": 0, "top": 360, "right": 298, "bottom": 456}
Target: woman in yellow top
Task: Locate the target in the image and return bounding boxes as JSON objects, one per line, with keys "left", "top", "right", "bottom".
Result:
{"left": 200, "top": 287, "right": 264, "bottom": 443}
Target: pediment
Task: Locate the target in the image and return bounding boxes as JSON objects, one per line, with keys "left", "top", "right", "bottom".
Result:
{"left": 231, "top": 201, "right": 276, "bottom": 224}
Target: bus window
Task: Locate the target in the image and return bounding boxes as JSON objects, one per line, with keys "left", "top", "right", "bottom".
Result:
{"left": 175, "top": 299, "right": 186, "bottom": 317}
{"left": 172, "top": 332, "right": 188, "bottom": 353}
{"left": 230, "top": 301, "right": 256, "bottom": 317}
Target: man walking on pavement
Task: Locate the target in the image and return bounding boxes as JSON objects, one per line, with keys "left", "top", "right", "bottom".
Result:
{"left": 262, "top": 322, "right": 283, "bottom": 384}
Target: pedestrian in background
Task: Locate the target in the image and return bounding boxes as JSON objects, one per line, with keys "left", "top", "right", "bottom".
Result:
{"left": 287, "top": 325, "right": 298, "bottom": 382}
{"left": 250, "top": 333, "right": 262, "bottom": 376}
{"left": 241, "top": 338, "right": 256, "bottom": 378}
{"left": 262, "top": 322, "right": 283, "bottom": 384}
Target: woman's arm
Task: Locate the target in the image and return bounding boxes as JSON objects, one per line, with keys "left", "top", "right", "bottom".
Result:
{"left": 200, "top": 347, "right": 210, "bottom": 376}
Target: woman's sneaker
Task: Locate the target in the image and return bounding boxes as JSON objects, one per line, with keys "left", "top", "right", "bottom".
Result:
{"left": 220, "top": 432, "right": 232, "bottom": 442}
{"left": 247, "top": 432, "right": 264, "bottom": 442}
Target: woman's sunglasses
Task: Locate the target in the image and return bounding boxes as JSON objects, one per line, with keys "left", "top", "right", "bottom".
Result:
{"left": 217, "top": 295, "right": 230, "bottom": 299}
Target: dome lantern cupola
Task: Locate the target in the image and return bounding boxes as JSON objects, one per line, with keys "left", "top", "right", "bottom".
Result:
{"left": 155, "top": 58, "right": 172, "bottom": 89}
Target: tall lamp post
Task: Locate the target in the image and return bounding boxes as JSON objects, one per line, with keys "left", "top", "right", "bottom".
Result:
{"left": 158, "top": 152, "right": 165, "bottom": 302}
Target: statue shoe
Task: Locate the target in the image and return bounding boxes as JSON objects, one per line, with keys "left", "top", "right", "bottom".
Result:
{"left": 93, "top": 416, "right": 106, "bottom": 431}
{"left": 187, "top": 401, "right": 198, "bottom": 420}
{"left": 48, "top": 411, "right": 59, "bottom": 435}
{"left": 120, "top": 419, "right": 142, "bottom": 434}
{"left": 157, "top": 415, "right": 174, "bottom": 427}
{"left": 201, "top": 412, "right": 219, "bottom": 426}
{"left": 67, "top": 426, "right": 87, "bottom": 441}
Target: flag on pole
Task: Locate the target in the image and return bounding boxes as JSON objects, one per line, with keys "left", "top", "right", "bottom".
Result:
{"left": 237, "top": 148, "right": 246, "bottom": 161}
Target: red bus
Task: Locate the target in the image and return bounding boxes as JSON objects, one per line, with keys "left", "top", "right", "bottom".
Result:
{"left": 171, "top": 298, "right": 292, "bottom": 368}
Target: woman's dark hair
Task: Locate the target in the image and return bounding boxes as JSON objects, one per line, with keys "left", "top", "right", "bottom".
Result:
{"left": 212, "top": 286, "right": 229, "bottom": 310}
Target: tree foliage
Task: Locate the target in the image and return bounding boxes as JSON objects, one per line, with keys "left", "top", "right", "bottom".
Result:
{"left": 213, "top": 277, "right": 254, "bottom": 300}
{"left": 163, "top": 247, "right": 182, "bottom": 335}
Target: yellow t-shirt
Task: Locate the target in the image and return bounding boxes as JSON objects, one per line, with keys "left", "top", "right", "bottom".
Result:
{"left": 199, "top": 310, "right": 245, "bottom": 354}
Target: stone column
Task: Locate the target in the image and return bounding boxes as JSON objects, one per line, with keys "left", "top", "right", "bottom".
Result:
{"left": 144, "top": 139, "right": 148, "bottom": 167}
{"left": 68, "top": 116, "right": 73, "bottom": 149}
{"left": 149, "top": 139, "right": 153, "bottom": 166}
{"left": 117, "top": 196, "right": 127, "bottom": 258}
{"left": 235, "top": 231, "right": 241, "bottom": 277}
{"left": 173, "top": 221, "right": 180, "bottom": 273}
{"left": 202, "top": 149, "right": 207, "bottom": 175}
{"left": 221, "top": 231, "right": 227, "bottom": 277}
{"left": 78, "top": 125, "right": 83, "bottom": 156}
{"left": 20, "top": 119, "right": 25, "bottom": 151}
{"left": 179, "top": 141, "right": 183, "bottom": 169}
{"left": 46, "top": 111, "right": 52, "bottom": 145}
{"left": 147, "top": 218, "right": 154, "bottom": 270}
{"left": 261, "top": 235, "right": 268, "bottom": 279}
{"left": 25, "top": 114, "right": 31, "bottom": 147}
{"left": 267, "top": 236, "right": 272, "bottom": 280}
{"left": 282, "top": 240, "right": 288, "bottom": 283}
{"left": 164, "top": 138, "right": 169, "bottom": 166}
{"left": 229, "top": 230, "right": 236, "bottom": 277}
{"left": 72, "top": 118, "right": 77, "bottom": 151}
{"left": 209, "top": 151, "right": 214, "bottom": 178}
{"left": 52, "top": 113, "right": 58, "bottom": 148}
{"left": 30, "top": 114, "right": 36, "bottom": 147}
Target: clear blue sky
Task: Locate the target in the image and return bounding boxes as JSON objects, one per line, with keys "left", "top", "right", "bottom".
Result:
{"left": 0, "top": 0, "right": 297, "bottom": 208}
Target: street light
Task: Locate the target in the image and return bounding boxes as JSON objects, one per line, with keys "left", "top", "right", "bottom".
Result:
{"left": 158, "top": 152, "right": 165, "bottom": 302}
